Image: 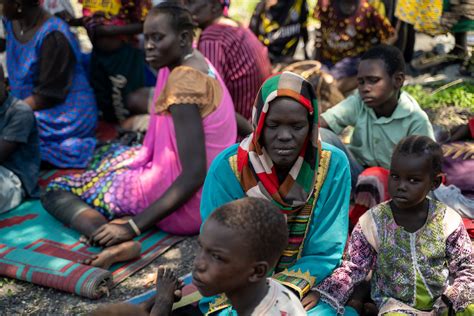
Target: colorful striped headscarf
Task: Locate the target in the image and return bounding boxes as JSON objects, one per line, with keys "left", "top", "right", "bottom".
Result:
{"left": 237, "top": 72, "right": 320, "bottom": 213}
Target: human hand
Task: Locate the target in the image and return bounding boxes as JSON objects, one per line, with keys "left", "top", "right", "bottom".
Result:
{"left": 301, "top": 291, "right": 320, "bottom": 311}
{"left": 91, "top": 222, "right": 135, "bottom": 247}
{"left": 55, "top": 11, "right": 74, "bottom": 23}
{"left": 449, "top": 124, "right": 470, "bottom": 142}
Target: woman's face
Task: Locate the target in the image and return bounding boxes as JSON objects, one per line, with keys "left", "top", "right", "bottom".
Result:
{"left": 1, "top": 0, "right": 21, "bottom": 20}
{"left": 183, "top": 0, "right": 216, "bottom": 28}
{"left": 262, "top": 97, "right": 310, "bottom": 170}
{"left": 143, "top": 13, "right": 184, "bottom": 70}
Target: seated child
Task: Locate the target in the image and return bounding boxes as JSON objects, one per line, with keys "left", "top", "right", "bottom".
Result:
{"left": 0, "top": 65, "right": 40, "bottom": 212}
{"left": 319, "top": 44, "right": 435, "bottom": 225}
{"left": 82, "top": 0, "right": 153, "bottom": 125}
{"left": 144, "top": 197, "right": 306, "bottom": 316}
{"left": 313, "top": 135, "right": 474, "bottom": 315}
{"left": 313, "top": 0, "right": 395, "bottom": 94}
{"left": 249, "top": 0, "right": 309, "bottom": 63}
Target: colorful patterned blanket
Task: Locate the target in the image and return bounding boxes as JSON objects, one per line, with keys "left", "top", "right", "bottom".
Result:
{"left": 0, "top": 200, "right": 183, "bottom": 299}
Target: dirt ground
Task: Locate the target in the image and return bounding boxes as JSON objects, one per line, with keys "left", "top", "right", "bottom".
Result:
{"left": 0, "top": 237, "right": 197, "bottom": 315}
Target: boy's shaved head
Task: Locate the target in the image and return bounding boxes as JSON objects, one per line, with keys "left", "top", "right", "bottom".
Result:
{"left": 209, "top": 197, "right": 288, "bottom": 265}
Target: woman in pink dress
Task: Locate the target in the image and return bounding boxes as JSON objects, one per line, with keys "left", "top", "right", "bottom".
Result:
{"left": 42, "top": 3, "right": 237, "bottom": 269}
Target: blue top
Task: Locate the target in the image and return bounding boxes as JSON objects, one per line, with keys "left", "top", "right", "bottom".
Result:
{"left": 5, "top": 17, "right": 97, "bottom": 168}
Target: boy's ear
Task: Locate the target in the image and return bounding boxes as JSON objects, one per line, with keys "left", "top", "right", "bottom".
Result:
{"left": 393, "top": 71, "right": 405, "bottom": 89}
{"left": 248, "top": 261, "right": 270, "bottom": 283}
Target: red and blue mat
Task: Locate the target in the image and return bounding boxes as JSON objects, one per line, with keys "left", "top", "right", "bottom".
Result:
{"left": 0, "top": 200, "right": 183, "bottom": 299}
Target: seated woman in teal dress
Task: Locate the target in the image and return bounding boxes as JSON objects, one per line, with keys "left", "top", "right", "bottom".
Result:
{"left": 199, "top": 71, "right": 358, "bottom": 315}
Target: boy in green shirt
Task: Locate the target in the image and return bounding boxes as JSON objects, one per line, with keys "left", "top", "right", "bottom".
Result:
{"left": 320, "top": 45, "right": 434, "bottom": 189}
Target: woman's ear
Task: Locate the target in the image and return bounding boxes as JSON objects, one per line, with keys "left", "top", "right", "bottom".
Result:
{"left": 179, "top": 30, "right": 191, "bottom": 47}
{"left": 248, "top": 261, "right": 269, "bottom": 283}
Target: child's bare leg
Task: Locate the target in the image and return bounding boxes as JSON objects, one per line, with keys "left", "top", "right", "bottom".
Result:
{"left": 150, "top": 267, "right": 182, "bottom": 316}
{"left": 81, "top": 241, "right": 141, "bottom": 269}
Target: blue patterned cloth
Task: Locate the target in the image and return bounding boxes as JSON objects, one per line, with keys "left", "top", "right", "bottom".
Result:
{"left": 5, "top": 17, "right": 97, "bottom": 168}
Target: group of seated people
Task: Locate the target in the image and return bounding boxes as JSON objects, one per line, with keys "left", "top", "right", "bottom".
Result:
{"left": 0, "top": 0, "right": 473, "bottom": 315}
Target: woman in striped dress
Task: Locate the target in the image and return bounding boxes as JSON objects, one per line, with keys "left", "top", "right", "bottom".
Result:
{"left": 184, "top": 0, "right": 272, "bottom": 138}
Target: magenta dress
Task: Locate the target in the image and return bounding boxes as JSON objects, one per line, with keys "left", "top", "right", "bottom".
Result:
{"left": 48, "top": 64, "right": 237, "bottom": 235}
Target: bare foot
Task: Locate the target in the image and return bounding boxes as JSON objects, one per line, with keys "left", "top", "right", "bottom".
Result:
{"left": 79, "top": 235, "right": 93, "bottom": 246}
{"left": 150, "top": 267, "right": 182, "bottom": 316}
{"left": 81, "top": 241, "right": 141, "bottom": 269}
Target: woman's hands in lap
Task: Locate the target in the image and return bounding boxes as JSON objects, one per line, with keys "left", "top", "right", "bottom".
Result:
{"left": 91, "top": 220, "right": 135, "bottom": 247}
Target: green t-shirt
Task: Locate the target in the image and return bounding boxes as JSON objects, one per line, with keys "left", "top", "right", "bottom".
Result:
{"left": 321, "top": 91, "right": 435, "bottom": 169}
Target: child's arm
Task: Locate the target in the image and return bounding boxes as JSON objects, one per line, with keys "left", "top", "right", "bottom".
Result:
{"left": 0, "top": 140, "right": 19, "bottom": 164}
{"left": 0, "top": 38, "right": 5, "bottom": 53}
{"left": 319, "top": 94, "right": 360, "bottom": 134}
{"left": 93, "top": 23, "right": 143, "bottom": 37}
{"left": 25, "top": 32, "right": 75, "bottom": 110}
{"left": 313, "top": 223, "right": 376, "bottom": 314}
{"left": 55, "top": 11, "right": 84, "bottom": 27}
{"left": 0, "top": 102, "right": 35, "bottom": 164}
{"left": 444, "top": 222, "right": 474, "bottom": 312}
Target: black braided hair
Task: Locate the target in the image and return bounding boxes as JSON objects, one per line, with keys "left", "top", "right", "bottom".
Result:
{"left": 149, "top": 1, "right": 196, "bottom": 33}
{"left": 392, "top": 135, "right": 443, "bottom": 178}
